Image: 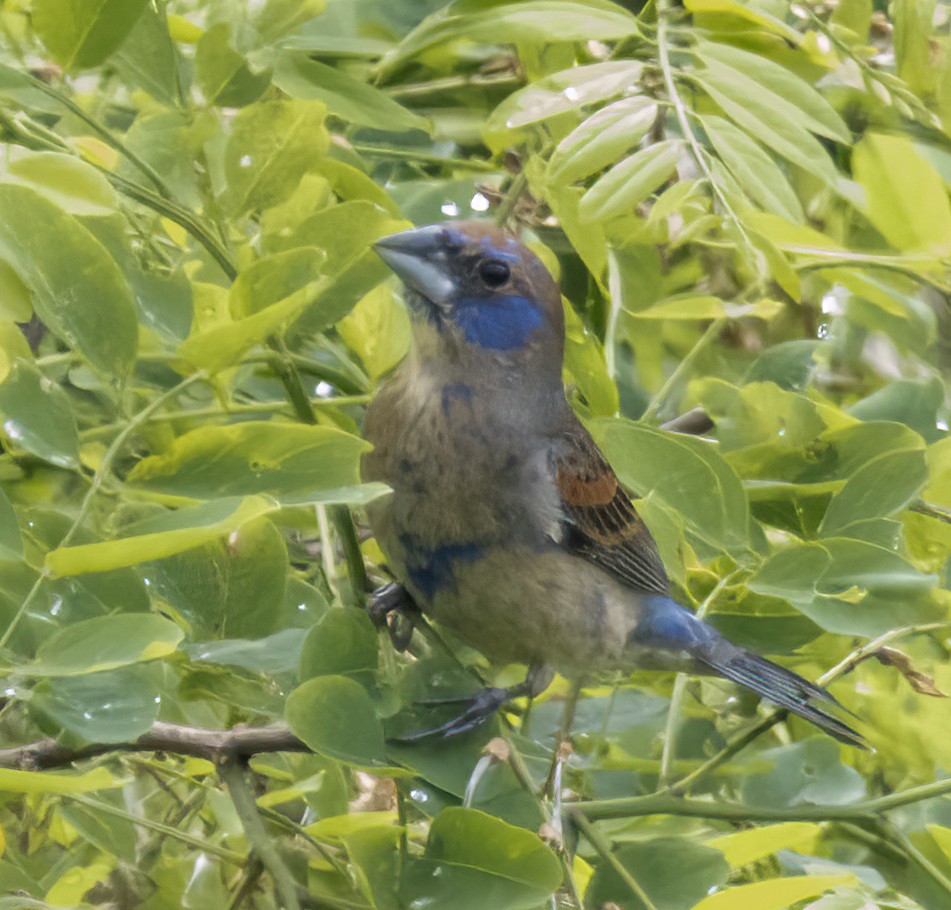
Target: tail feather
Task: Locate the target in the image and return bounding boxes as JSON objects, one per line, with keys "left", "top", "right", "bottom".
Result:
{"left": 697, "top": 643, "right": 865, "bottom": 748}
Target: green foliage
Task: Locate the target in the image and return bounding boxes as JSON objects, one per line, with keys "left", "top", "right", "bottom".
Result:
{"left": 0, "top": 1, "right": 948, "bottom": 909}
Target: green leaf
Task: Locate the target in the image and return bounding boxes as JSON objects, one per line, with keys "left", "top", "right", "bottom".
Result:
{"left": 709, "top": 822, "right": 821, "bottom": 868}
{"left": 0, "top": 363, "right": 80, "bottom": 469}
{"left": 285, "top": 675, "right": 387, "bottom": 766}
{"left": 691, "top": 874, "right": 856, "bottom": 910}
{"left": 29, "top": 666, "right": 161, "bottom": 743}
{"left": 701, "top": 115, "right": 804, "bottom": 223}
{"left": 484, "top": 61, "right": 643, "bottom": 148}
{"left": 225, "top": 99, "right": 330, "bottom": 214}
{"left": 337, "top": 285, "right": 411, "bottom": 379}
{"left": 45, "top": 496, "right": 280, "bottom": 576}
{"left": 273, "top": 53, "right": 429, "bottom": 132}
{"left": 587, "top": 837, "right": 729, "bottom": 910}
{"left": 692, "top": 64, "right": 838, "bottom": 184}
{"left": 819, "top": 446, "right": 928, "bottom": 537}
{"left": 695, "top": 42, "right": 851, "bottom": 142}
{"left": 0, "top": 487, "right": 22, "bottom": 559}
{"left": 128, "top": 422, "right": 369, "bottom": 502}
{"left": 6, "top": 152, "right": 118, "bottom": 216}
{"left": 591, "top": 419, "right": 751, "bottom": 552}
{"left": 563, "top": 297, "right": 618, "bottom": 415}
{"left": 299, "top": 608, "right": 378, "bottom": 686}
{"left": 579, "top": 140, "right": 681, "bottom": 222}
{"left": 0, "top": 766, "right": 122, "bottom": 794}
{"left": 0, "top": 184, "right": 137, "bottom": 375}
{"left": 852, "top": 132, "right": 951, "bottom": 253}
{"left": 400, "top": 808, "right": 562, "bottom": 910}
{"left": 0, "top": 260, "right": 33, "bottom": 323}
{"left": 549, "top": 96, "right": 658, "bottom": 184}
{"left": 23, "top": 614, "right": 184, "bottom": 677}
{"left": 112, "top": 2, "right": 183, "bottom": 107}
{"left": 32, "top": 0, "right": 149, "bottom": 70}
{"left": 631, "top": 294, "right": 781, "bottom": 321}
{"left": 381, "top": 1, "right": 640, "bottom": 76}
{"left": 229, "top": 248, "right": 327, "bottom": 318}
{"left": 196, "top": 22, "right": 270, "bottom": 107}
{"left": 253, "top": 0, "right": 326, "bottom": 43}
{"left": 749, "top": 538, "right": 938, "bottom": 636}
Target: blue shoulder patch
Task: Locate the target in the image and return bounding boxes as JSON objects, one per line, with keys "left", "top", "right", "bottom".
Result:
{"left": 401, "top": 537, "right": 485, "bottom": 600}
{"left": 454, "top": 294, "right": 543, "bottom": 351}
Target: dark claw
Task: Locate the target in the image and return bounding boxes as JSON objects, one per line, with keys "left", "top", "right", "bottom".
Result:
{"left": 389, "top": 687, "right": 511, "bottom": 743}
{"left": 367, "top": 582, "right": 419, "bottom": 652}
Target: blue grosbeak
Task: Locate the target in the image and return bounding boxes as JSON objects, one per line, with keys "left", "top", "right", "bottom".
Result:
{"left": 363, "top": 220, "right": 862, "bottom": 747}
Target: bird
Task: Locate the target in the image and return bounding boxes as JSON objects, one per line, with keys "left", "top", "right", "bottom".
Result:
{"left": 362, "top": 219, "right": 863, "bottom": 747}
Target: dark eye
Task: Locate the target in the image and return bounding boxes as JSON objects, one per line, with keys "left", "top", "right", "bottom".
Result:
{"left": 479, "top": 259, "right": 511, "bottom": 288}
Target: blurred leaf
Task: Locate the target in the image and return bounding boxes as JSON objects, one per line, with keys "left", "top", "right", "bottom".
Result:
{"left": 709, "top": 822, "right": 821, "bottom": 868}
{"left": 586, "top": 837, "right": 729, "bottom": 910}
{"left": 225, "top": 99, "right": 329, "bottom": 214}
{"left": 0, "top": 487, "right": 21, "bottom": 559}
{"left": 254, "top": 0, "right": 327, "bottom": 42}
{"left": 129, "top": 422, "right": 368, "bottom": 501}
{"left": 6, "top": 152, "right": 117, "bottom": 216}
{"left": 0, "top": 363, "right": 79, "bottom": 469}
{"left": 32, "top": 0, "right": 149, "bottom": 70}
{"left": 274, "top": 53, "right": 429, "bottom": 132}
{"left": 564, "top": 298, "right": 618, "bottom": 415}
{"left": 46, "top": 496, "right": 280, "bottom": 576}
{"left": 23, "top": 614, "right": 183, "bottom": 677}
{"left": 337, "top": 285, "right": 411, "bottom": 379}
{"left": 579, "top": 141, "right": 681, "bottom": 222}
{"left": 632, "top": 294, "right": 781, "bottom": 321}
{"left": 400, "top": 807, "right": 562, "bottom": 910}
{"left": 0, "top": 767, "right": 122, "bottom": 794}
{"left": 0, "top": 260, "right": 32, "bottom": 323}
{"left": 381, "top": 1, "right": 640, "bottom": 76}
{"left": 0, "top": 185, "right": 137, "bottom": 374}
{"left": 30, "top": 666, "right": 160, "bottom": 743}
{"left": 691, "top": 874, "right": 857, "bottom": 910}
{"left": 286, "top": 675, "right": 387, "bottom": 766}
{"left": 196, "top": 22, "right": 270, "bottom": 107}
{"left": 852, "top": 133, "right": 951, "bottom": 253}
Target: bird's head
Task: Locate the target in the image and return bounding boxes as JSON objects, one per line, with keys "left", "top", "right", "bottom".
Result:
{"left": 373, "top": 221, "right": 564, "bottom": 378}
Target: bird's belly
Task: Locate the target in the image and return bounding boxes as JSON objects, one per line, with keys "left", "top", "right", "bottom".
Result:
{"left": 424, "top": 546, "right": 636, "bottom": 672}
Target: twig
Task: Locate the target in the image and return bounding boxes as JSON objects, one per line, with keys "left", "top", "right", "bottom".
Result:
{"left": 659, "top": 407, "right": 713, "bottom": 435}
{"left": 219, "top": 757, "right": 302, "bottom": 910}
{"left": 571, "top": 810, "right": 660, "bottom": 910}
{"left": 0, "top": 721, "right": 307, "bottom": 769}
{"left": 575, "top": 775, "right": 951, "bottom": 822}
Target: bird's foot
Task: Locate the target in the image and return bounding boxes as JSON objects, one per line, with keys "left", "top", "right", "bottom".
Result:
{"left": 389, "top": 664, "right": 554, "bottom": 744}
{"left": 366, "top": 582, "right": 419, "bottom": 652}
{"left": 389, "top": 686, "right": 514, "bottom": 743}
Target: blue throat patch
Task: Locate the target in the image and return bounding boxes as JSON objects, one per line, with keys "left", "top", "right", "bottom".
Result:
{"left": 454, "top": 294, "right": 543, "bottom": 351}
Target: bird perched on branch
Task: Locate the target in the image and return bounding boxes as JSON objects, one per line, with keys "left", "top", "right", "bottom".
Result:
{"left": 363, "top": 220, "right": 863, "bottom": 747}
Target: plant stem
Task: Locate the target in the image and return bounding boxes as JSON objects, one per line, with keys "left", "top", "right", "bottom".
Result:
{"left": 494, "top": 171, "right": 527, "bottom": 228}
{"left": 68, "top": 795, "right": 244, "bottom": 864}
{"left": 571, "top": 811, "right": 661, "bottom": 910}
{"left": 576, "top": 775, "right": 951, "bottom": 822}
{"left": 351, "top": 143, "right": 499, "bottom": 172}
{"left": 218, "top": 758, "right": 301, "bottom": 910}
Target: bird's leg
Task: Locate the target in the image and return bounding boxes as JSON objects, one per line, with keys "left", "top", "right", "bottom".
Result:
{"left": 366, "top": 582, "right": 420, "bottom": 652}
{"left": 392, "top": 663, "right": 554, "bottom": 743}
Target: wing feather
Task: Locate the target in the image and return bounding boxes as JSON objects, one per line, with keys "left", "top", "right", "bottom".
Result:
{"left": 550, "top": 431, "right": 669, "bottom": 594}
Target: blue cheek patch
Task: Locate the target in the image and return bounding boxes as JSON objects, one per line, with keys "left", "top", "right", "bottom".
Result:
{"left": 454, "top": 295, "right": 544, "bottom": 351}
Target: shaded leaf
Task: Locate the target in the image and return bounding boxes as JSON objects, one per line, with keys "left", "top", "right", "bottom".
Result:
{"left": 32, "top": 0, "right": 149, "bottom": 70}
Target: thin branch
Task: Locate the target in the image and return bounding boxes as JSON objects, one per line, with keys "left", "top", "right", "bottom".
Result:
{"left": 574, "top": 775, "right": 951, "bottom": 823}
{"left": 219, "top": 757, "right": 302, "bottom": 910}
{"left": 0, "top": 721, "right": 307, "bottom": 769}
{"left": 571, "top": 811, "right": 660, "bottom": 910}
{"left": 659, "top": 406, "right": 714, "bottom": 435}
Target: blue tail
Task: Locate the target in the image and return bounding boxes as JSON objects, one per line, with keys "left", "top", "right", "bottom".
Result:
{"left": 630, "top": 596, "right": 865, "bottom": 748}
